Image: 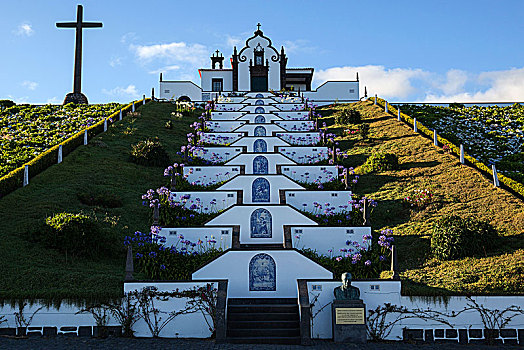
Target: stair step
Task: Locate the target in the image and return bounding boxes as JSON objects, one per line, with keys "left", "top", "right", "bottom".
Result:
{"left": 228, "top": 312, "right": 299, "bottom": 321}
{"left": 238, "top": 244, "right": 284, "bottom": 249}
{"left": 227, "top": 320, "right": 299, "bottom": 329}
{"left": 227, "top": 327, "right": 300, "bottom": 337}
{"left": 228, "top": 304, "right": 298, "bottom": 313}
{"left": 227, "top": 336, "right": 301, "bottom": 344}
{"left": 228, "top": 298, "right": 297, "bottom": 305}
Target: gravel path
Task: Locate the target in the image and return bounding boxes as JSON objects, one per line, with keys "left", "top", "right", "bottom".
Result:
{"left": 0, "top": 337, "right": 519, "bottom": 350}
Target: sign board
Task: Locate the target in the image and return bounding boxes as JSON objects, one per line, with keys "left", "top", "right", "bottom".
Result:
{"left": 335, "top": 308, "right": 365, "bottom": 325}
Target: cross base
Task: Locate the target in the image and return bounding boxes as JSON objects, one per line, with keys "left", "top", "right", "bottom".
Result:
{"left": 63, "top": 92, "right": 88, "bottom": 105}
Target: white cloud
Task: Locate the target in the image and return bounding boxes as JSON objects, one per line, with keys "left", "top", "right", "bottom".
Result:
{"left": 109, "top": 56, "right": 122, "bottom": 67}
{"left": 148, "top": 65, "right": 180, "bottom": 75}
{"left": 131, "top": 42, "right": 208, "bottom": 65}
{"left": 314, "top": 65, "right": 429, "bottom": 99}
{"left": 121, "top": 32, "right": 138, "bottom": 44}
{"left": 282, "top": 39, "right": 315, "bottom": 54}
{"left": 15, "top": 22, "right": 34, "bottom": 36}
{"left": 226, "top": 35, "right": 242, "bottom": 48}
{"left": 21, "top": 80, "right": 38, "bottom": 90}
{"left": 102, "top": 85, "right": 139, "bottom": 98}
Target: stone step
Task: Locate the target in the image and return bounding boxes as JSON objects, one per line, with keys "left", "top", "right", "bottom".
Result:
{"left": 227, "top": 327, "right": 300, "bottom": 338}
{"left": 227, "top": 320, "right": 300, "bottom": 329}
{"left": 238, "top": 244, "right": 285, "bottom": 249}
{"left": 227, "top": 312, "right": 298, "bottom": 322}
{"left": 227, "top": 336, "right": 301, "bottom": 345}
{"left": 228, "top": 298, "right": 296, "bottom": 305}
{"left": 228, "top": 304, "right": 299, "bottom": 314}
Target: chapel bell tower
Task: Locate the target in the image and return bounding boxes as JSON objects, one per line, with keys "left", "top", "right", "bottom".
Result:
{"left": 211, "top": 50, "right": 224, "bottom": 69}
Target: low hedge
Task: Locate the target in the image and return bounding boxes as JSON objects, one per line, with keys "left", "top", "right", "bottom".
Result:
{"left": 0, "top": 98, "right": 150, "bottom": 198}
{"left": 373, "top": 97, "right": 524, "bottom": 198}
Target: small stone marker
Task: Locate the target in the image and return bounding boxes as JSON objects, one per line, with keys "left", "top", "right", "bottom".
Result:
{"left": 460, "top": 144, "right": 465, "bottom": 164}
{"left": 385, "top": 101, "right": 388, "bottom": 113}
{"left": 413, "top": 118, "right": 418, "bottom": 132}
{"left": 132, "top": 101, "right": 135, "bottom": 112}
{"left": 125, "top": 245, "right": 134, "bottom": 281}
{"left": 151, "top": 87, "right": 155, "bottom": 100}
{"left": 374, "top": 94, "right": 377, "bottom": 105}
{"left": 397, "top": 107, "right": 401, "bottom": 121}
{"left": 119, "top": 109, "right": 122, "bottom": 121}
{"left": 23, "top": 165, "right": 29, "bottom": 187}
{"left": 142, "top": 95, "right": 146, "bottom": 105}
{"left": 433, "top": 129, "right": 438, "bottom": 146}
{"left": 58, "top": 144, "right": 63, "bottom": 164}
{"left": 84, "top": 129, "right": 88, "bottom": 145}
{"left": 492, "top": 164, "right": 500, "bottom": 187}
{"left": 103, "top": 119, "right": 107, "bottom": 132}
{"left": 391, "top": 245, "right": 400, "bottom": 280}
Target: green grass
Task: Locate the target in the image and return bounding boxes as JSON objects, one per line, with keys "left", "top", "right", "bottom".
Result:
{"left": 0, "top": 102, "right": 196, "bottom": 302}
{"left": 319, "top": 101, "right": 524, "bottom": 295}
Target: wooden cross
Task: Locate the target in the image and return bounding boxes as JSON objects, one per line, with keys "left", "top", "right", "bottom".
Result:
{"left": 56, "top": 5, "right": 102, "bottom": 95}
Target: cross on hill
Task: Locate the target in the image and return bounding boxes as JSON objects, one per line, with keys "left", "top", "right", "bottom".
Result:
{"left": 56, "top": 5, "right": 102, "bottom": 104}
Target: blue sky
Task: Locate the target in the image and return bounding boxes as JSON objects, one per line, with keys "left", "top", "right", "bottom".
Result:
{"left": 2, "top": 0, "right": 524, "bottom": 104}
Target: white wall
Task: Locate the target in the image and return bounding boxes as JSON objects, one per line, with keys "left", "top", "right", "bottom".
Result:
{"left": 272, "top": 103, "right": 305, "bottom": 110}
{"left": 280, "top": 165, "right": 339, "bottom": 184}
{"left": 215, "top": 103, "right": 247, "bottom": 111}
{"left": 230, "top": 136, "right": 290, "bottom": 152}
{"left": 274, "top": 120, "right": 315, "bottom": 131}
{"left": 124, "top": 282, "right": 218, "bottom": 338}
{"left": 238, "top": 113, "right": 283, "bottom": 123}
{"left": 200, "top": 70, "right": 233, "bottom": 92}
{"left": 304, "top": 81, "right": 359, "bottom": 102}
{"left": 217, "top": 96, "right": 247, "bottom": 103}
{"left": 245, "top": 92, "right": 274, "bottom": 98}
{"left": 160, "top": 81, "right": 202, "bottom": 101}
{"left": 273, "top": 111, "right": 310, "bottom": 120}
{"left": 205, "top": 205, "right": 317, "bottom": 245}
{"left": 205, "top": 120, "right": 246, "bottom": 132}
{"left": 275, "top": 132, "right": 321, "bottom": 145}
{"left": 235, "top": 123, "right": 286, "bottom": 136}
{"left": 184, "top": 165, "right": 241, "bottom": 186}
{"left": 200, "top": 132, "right": 244, "bottom": 145}
{"left": 169, "top": 191, "right": 238, "bottom": 213}
{"left": 237, "top": 36, "right": 281, "bottom": 91}
{"left": 193, "top": 251, "right": 332, "bottom": 298}
{"left": 218, "top": 175, "right": 304, "bottom": 204}
{"left": 210, "top": 111, "right": 246, "bottom": 120}
{"left": 226, "top": 153, "right": 296, "bottom": 174}
{"left": 284, "top": 190, "right": 352, "bottom": 213}
{"left": 159, "top": 227, "right": 233, "bottom": 250}
{"left": 192, "top": 146, "right": 244, "bottom": 163}
{"left": 290, "top": 226, "right": 371, "bottom": 256}
{"left": 277, "top": 146, "right": 329, "bottom": 163}
{"left": 240, "top": 105, "right": 280, "bottom": 113}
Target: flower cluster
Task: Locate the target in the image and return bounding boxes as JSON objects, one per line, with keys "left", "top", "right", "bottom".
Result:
{"left": 403, "top": 188, "right": 433, "bottom": 209}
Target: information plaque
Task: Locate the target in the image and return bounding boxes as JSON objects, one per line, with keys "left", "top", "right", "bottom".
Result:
{"left": 335, "top": 307, "right": 365, "bottom": 325}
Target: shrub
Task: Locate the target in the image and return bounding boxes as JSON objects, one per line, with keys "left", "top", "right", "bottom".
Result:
{"left": 361, "top": 152, "right": 399, "bottom": 173}
{"left": 431, "top": 216, "right": 498, "bottom": 260}
{"left": 130, "top": 137, "right": 170, "bottom": 167}
{"left": 359, "top": 123, "right": 370, "bottom": 139}
{"left": 77, "top": 190, "right": 123, "bottom": 208}
{"left": 37, "top": 212, "right": 118, "bottom": 259}
{"left": 336, "top": 109, "right": 361, "bottom": 125}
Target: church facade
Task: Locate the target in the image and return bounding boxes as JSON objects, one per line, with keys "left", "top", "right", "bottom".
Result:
{"left": 159, "top": 25, "right": 359, "bottom": 103}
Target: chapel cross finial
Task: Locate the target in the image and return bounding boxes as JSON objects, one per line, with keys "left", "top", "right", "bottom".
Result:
{"left": 257, "top": 23, "right": 261, "bottom": 31}
{"left": 215, "top": 49, "right": 220, "bottom": 56}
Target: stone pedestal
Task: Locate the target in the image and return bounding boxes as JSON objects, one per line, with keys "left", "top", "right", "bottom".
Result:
{"left": 63, "top": 92, "right": 88, "bottom": 104}
{"left": 332, "top": 299, "right": 367, "bottom": 343}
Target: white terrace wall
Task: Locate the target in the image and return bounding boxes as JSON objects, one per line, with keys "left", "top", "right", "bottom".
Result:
{"left": 124, "top": 282, "right": 218, "bottom": 338}
{"left": 159, "top": 227, "right": 233, "bottom": 250}
{"left": 290, "top": 226, "right": 371, "bottom": 256}
{"left": 240, "top": 105, "right": 280, "bottom": 113}
{"left": 200, "top": 132, "right": 245, "bottom": 145}
{"left": 275, "top": 132, "right": 321, "bottom": 145}
{"left": 226, "top": 153, "right": 296, "bottom": 174}
{"left": 231, "top": 137, "right": 290, "bottom": 152}
{"left": 280, "top": 165, "right": 339, "bottom": 184}
{"left": 205, "top": 205, "right": 317, "bottom": 245}
{"left": 303, "top": 81, "right": 359, "bottom": 102}
{"left": 271, "top": 103, "right": 305, "bottom": 110}
{"left": 193, "top": 146, "right": 244, "bottom": 163}
{"left": 218, "top": 175, "right": 304, "bottom": 204}
{"left": 210, "top": 111, "right": 246, "bottom": 120}
{"left": 277, "top": 146, "right": 329, "bottom": 163}
{"left": 305, "top": 280, "right": 524, "bottom": 341}
{"left": 217, "top": 96, "right": 246, "bottom": 103}
{"left": 193, "top": 251, "right": 332, "bottom": 298}
{"left": 274, "top": 120, "right": 316, "bottom": 131}
{"left": 238, "top": 113, "right": 283, "bottom": 123}
{"left": 215, "top": 103, "right": 247, "bottom": 111}
{"left": 183, "top": 165, "right": 241, "bottom": 186}
{"left": 284, "top": 190, "right": 352, "bottom": 213}
{"left": 273, "top": 111, "right": 310, "bottom": 120}
{"left": 235, "top": 124, "right": 286, "bottom": 136}
{"left": 205, "top": 120, "right": 247, "bottom": 132}
{"left": 170, "top": 191, "right": 238, "bottom": 213}
{"left": 160, "top": 81, "right": 202, "bottom": 101}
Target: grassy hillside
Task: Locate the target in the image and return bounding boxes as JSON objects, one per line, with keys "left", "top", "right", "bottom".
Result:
{"left": 318, "top": 100, "right": 524, "bottom": 295}
{"left": 0, "top": 102, "right": 195, "bottom": 302}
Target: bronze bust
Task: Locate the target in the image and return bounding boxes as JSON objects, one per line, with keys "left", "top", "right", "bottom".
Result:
{"left": 333, "top": 272, "right": 360, "bottom": 300}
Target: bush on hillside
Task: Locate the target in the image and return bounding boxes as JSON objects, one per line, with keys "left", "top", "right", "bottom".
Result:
{"left": 130, "top": 137, "right": 170, "bottom": 167}
{"left": 336, "top": 109, "right": 362, "bottom": 125}
{"left": 361, "top": 152, "right": 399, "bottom": 173}
{"left": 77, "top": 190, "right": 123, "bottom": 208}
{"left": 431, "top": 215, "right": 498, "bottom": 260}
{"left": 359, "top": 123, "right": 370, "bottom": 139}
{"left": 35, "top": 212, "right": 118, "bottom": 259}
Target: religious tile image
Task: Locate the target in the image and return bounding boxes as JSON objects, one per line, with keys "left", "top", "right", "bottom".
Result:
{"left": 250, "top": 208, "right": 272, "bottom": 238}
{"left": 249, "top": 253, "right": 276, "bottom": 291}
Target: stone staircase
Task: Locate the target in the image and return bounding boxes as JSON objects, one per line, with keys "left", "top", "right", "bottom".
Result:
{"left": 226, "top": 298, "right": 301, "bottom": 344}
